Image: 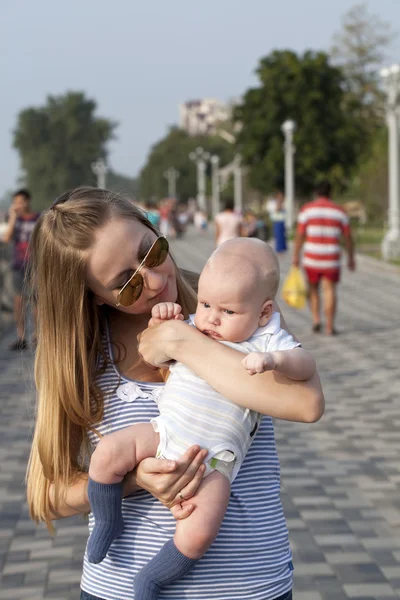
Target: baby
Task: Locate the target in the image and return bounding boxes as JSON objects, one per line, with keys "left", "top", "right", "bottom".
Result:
{"left": 87, "top": 238, "right": 316, "bottom": 599}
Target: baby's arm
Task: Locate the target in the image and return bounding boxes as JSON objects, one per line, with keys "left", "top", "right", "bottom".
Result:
{"left": 242, "top": 348, "right": 316, "bottom": 381}
{"left": 149, "top": 302, "right": 185, "bottom": 327}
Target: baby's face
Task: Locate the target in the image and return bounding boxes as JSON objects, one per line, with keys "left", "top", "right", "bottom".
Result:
{"left": 195, "top": 267, "right": 265, "bottom": 343}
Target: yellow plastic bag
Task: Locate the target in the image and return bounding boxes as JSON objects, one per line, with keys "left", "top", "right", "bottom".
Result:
{"left": 281, "top": 266, "right": 307, "bottom": 310}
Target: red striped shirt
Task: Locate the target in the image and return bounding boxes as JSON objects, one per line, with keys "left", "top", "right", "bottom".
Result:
{"left": 297, "top": 197, "right": 350, "bottom": 271}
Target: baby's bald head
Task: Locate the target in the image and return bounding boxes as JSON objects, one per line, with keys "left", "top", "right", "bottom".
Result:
{"left": 202, "top": 238, "right": 280, "bottom": 302}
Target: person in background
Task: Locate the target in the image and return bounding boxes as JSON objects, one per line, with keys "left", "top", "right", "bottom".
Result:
{"left": 242, "top": 210, "right": 258, "bottom": 238}
{"left": 193, "top": 208, "right": 208, "bottom": 233}
{"left": 145, "top": 200, "right": 161, "bottom": 230}
{"left": 3, "top": 189, "right": 40, "bottom": 350}
{"left": 271, "top": 192, "right": 287, "bottom": 254}
{"left": 159, "top": 199, "right": 170, "bottom": 237}
{"left": 214, "top": 198, "right": 242, "bottom": 247}
{"left": 292, "top": 180, "right": 355, "bottom": 335}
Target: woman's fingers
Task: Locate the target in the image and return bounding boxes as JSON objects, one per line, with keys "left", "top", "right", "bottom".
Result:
{"left": 139, "top": 457, "right": 177, "bottom": 475}
{"left": 169, "top": 447, "right": 208, "bottom": 500}
{"left": 176, "top": 462, "right": 206, "bottom": 502}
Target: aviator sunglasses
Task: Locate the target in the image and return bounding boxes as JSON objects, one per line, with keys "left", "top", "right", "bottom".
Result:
{"left": 116, "top": 236, "right": 169, "bottom": 307}
{"left": 50, "top": 191, "right": 169, "bottom": 308}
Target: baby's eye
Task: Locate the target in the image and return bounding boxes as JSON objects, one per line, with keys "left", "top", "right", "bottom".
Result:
{"left": 202, "top": 302, "right": 210, "bottom": 309}
{"left": 224, "top": 309, "right": 235, "bottom": 315}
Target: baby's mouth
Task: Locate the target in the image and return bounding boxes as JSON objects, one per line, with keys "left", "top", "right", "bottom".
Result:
{"left": 202, "top": 330, "right": 222, "bottom": 339}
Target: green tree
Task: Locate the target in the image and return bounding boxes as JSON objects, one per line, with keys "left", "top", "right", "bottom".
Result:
{"left": 107, "top": 170, "right": 138, "bottom": 198}
{"left": 13, "top": 92, "right": 116, "bottom": 210}
{"left": 235, "top": 50, "right": 361, "bottom": 197}
{"left": 344, "top": 127, "right": 388, "bottom": 223}
{"left": 331, "top": 2, "right": 394, "bottom": 130}
{"left": 139, "top": 127, "right": 234, "bottom": 202}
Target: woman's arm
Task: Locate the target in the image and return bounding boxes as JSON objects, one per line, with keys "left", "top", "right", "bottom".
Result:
{"left": 48, "top": 446, "right": 207, "bottom": 521}
{"left": 49, "top": 474, "right": 90, "bottom": 520}
{"left": 138, "top": 320, "right": 324, "bottom": 423}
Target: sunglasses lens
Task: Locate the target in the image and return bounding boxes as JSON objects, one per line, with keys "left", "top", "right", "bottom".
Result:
{"left": 118, "top": 273, "right": 143, "bottom": 307}
{"left": 145, "top": 237, "right": 169, "bottom": 269}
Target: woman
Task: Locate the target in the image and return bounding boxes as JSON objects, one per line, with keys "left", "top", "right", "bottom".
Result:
{"left": 214, "top": 199, "right": 242, "bottom": 247}
{"left": 26, "top": 187, "right": 324, "bottom": 600}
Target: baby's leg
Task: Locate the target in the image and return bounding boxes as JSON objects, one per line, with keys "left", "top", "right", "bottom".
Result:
{"left": 87, "top": 423, "right": 159, "bottom": 564}
{"left": 134, "top": 470, "right": 230, "bottom": 599}
{"left": 174, "top": 470, "right": 230, "bottom": 558}
{"left": 89, "top": 423, "right": 159, "bottom": 483}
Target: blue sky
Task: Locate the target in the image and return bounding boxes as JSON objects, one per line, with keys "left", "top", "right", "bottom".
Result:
{"left": 1, "top": 0, "right": 399, "bottom": 198}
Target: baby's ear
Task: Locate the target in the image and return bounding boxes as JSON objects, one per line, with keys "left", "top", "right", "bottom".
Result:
{"left": 259, "top": 300, "right": 273, "bottom": 326}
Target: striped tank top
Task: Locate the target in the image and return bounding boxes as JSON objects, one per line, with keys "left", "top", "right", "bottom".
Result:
{"left": 80, "top": 322, "right": 294, "bottom": 600}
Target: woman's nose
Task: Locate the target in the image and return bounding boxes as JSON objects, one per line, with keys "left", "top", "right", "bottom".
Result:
{"left": 141, "top": 267, "right": 164, "bottom": 290}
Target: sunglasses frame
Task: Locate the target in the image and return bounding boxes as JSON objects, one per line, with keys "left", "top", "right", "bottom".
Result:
{"left": 116, "top": 236, "right": 169, "bottom": 307}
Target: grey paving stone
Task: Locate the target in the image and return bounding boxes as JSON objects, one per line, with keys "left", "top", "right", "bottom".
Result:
{"left": 0, "top": 228, "right": 399, "bottom": 600}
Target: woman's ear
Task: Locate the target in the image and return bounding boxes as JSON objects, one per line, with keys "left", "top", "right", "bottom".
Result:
{"left": 94, "top": 295, "right": 105, "bottom": 306}
{"left": 259, "top": 300, "right": 273, "bottom": 326}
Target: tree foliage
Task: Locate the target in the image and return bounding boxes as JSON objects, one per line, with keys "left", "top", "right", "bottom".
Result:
{"left": 106, "top": 170, "right": 138, "bottom": 198}
{"left": 139, "top": 127, "right": 235, "bottom": 202}
{"left": 343, "top": 127, "right": 388, "bottom": 223}
{"left": 331, "top": 2, "right": 394, "bottom": 139}
{"left": 13, "top": 92, "right": 116, "bottom": 209}
{"left": 235, "top": 50, "right": 360, "bottom": 197}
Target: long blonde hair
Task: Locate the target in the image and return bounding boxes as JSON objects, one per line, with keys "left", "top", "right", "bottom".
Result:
{"left": 26, "top": 187, "right": 197, "bottom": 530}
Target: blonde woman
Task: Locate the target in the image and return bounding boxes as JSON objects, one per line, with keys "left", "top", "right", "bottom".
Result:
{"left": 27, "top": 187, "right": 324, "bottom": 600}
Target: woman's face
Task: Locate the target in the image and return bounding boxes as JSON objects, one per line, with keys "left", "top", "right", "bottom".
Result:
{"left": 86, "top": 217, "right": 178, "bottom": 314}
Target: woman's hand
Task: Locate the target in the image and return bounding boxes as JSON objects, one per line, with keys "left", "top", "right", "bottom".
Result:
{"left": 131, "top": 445, "right": 207, "bottom": 520}
{"left": 138, "top": 319, "right": 196, "bottom": 368}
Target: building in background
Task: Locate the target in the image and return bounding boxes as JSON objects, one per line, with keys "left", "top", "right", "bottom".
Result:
{"left": 179, "top": 98, "right": 232, "bottom": 136}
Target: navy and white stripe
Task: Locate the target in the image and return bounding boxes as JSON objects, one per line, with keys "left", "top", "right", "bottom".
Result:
{"left": 80, "top": 322, "right": 294, "bottom": 600}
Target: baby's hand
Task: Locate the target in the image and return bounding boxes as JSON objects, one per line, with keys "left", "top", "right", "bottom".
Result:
{"left": 148, "top": 302, "right": 184, "bottom": 327}
{"left": 241, "top": 352, "right": 277, "bottom": 376}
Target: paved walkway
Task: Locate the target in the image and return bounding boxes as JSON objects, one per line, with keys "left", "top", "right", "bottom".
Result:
{"left": 0, "top": 227, "right": 399, "bottom": 599}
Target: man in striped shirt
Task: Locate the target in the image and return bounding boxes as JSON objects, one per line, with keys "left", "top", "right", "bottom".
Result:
{"left": 293, "top": 180, "right": 355, "bottom": 335}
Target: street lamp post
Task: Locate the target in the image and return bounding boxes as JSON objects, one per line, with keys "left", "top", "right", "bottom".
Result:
{"left": 211, "top": 155, "right": 220, "bottom": 218}
{"left": 281, "top": 120, "right": 296, "bottom": 231}
{"left": 189, "top": 147, "right": 210, "bottom": 212}
{"left": 163, "top": 167, "right": 180, "bottom": 198}
{"left": 381, "top": 64, "right": 400, "bottom": 260}
{"left": 233, "top": 154, "right": 243, "bottom": 213}
{"left": 91, "top": 158, "right": 107, "bottom": 189}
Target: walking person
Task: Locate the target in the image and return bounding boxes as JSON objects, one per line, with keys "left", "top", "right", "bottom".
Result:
{"left": 271, "top": 192, "right": 287, "bottom": 254}
{"left": 292, "top": 180, "right": 355, "bottom": 335}
{"left": 26, "top": 187, "right": 324, "bottom": 600}
{"left": 3, "top": 189, "right": 40, "bottom": 350}
{"left": 214, "top": 198, "right": 242, "bottom": 247}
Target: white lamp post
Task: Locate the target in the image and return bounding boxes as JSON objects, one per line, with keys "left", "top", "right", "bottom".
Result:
{"left": 233, "top": 154, "right": 243, "bottom": 213}
{"left": 211, "top": 155, "right": 220, "bottom": 218}
{"left": 281, "top": 120, "right": 296, "bottom": 231}
{"left": 189, "top": 147, "right": 210, "bottom": 212}
{"left": 91, "top": 158, "right": 107, "bottom": 189}
{"left": 163, "top": 167, "right": 180, "bottom": 198}
{"left": 381, "top": 64, "right": 400, "bottom": 260}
